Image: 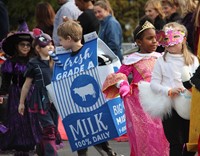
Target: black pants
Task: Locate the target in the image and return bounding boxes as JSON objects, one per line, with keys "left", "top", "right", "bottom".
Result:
{"left": 77, "top": 141, "right": 116, "bottom": 156}
{"left": 162, "top": 109, "right": 195, "bottom": 156}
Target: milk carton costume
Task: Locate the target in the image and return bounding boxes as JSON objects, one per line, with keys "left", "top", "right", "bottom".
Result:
{"left": 47, "top": 32, "right": 126, "bottom": 151}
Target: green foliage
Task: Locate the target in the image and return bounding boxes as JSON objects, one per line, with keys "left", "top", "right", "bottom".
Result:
{"left": 109, "top": 0, "right": 146, "bottom": 42}
{"left": 6, "top": 0, "right": 59, "bottom": 31}
{"left": 6, "top": 0, "right": 147, "bottom": 42}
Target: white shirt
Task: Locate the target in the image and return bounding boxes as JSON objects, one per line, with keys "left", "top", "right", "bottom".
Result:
{"left": 53, "top": 1, "right": 82, "bottom": 46}
{"left": 150, "top": 52, "right": 199, "bottom": 96}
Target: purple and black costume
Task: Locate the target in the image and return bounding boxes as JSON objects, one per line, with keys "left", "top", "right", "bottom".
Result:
{"left": 0, "top": 56, "right": 42, "bottom": 152}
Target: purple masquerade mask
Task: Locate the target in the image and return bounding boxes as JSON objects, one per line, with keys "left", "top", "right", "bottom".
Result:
{"left": 156, "top": 27, "right": 185, "bottom": 47}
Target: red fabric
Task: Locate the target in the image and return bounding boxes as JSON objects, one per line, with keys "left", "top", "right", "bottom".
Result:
{"left": 43, "top": 125, "right": 56, "bottom": 140}
{"left": 114, "top": 134, "right": 128, "bottom": 142}
{"left": 58, "top": 117, "right": 68, "bottom": 140}
{"left": 0, "top": 59, "right": 5, "bottom": 64}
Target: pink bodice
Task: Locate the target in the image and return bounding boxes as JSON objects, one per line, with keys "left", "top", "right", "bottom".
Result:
{"left": 118, "top": 57, "right": 157, "bottom": 84}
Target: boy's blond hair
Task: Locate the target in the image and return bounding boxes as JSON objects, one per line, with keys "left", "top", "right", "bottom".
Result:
{"left": 163, "top": 22, "right": 195, "bottom": 65}
{"left": 57, "top": 20, "right": 83, "bottom": 42}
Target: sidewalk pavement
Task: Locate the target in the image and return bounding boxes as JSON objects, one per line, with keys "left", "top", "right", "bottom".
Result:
{"left": 0, "top": 140, "right": 130, "bottom": 156}
{"left": 59, "top": 140, "right": 130, "bottom": 156}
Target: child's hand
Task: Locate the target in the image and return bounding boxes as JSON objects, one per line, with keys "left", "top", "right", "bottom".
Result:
{"left": 169, "top": 88, "right": 185, "bottom": 97}
{"left": 0, "top": 123, "right": 8, "bottom": 134}
{"left": 18, "top": 103, "right": 25, "bottom": 115}
{"left": 0, "top": 95, "right": 8, "bottom": 104}
{"left": 63, "top": 16, "right": 69, "bottom": 22}
{"left": 0, "top": 97, "right": 4, "bottom": 104}
{"left": 119, "top": 81, "right": 130, "bottom": 99}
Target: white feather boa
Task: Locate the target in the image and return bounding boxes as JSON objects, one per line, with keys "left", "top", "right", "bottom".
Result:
{"left": 138, "top": 81, "right": 172, "bottom": 119}
{"left": 138, "top": 81, "right": 191, "bottom": 120}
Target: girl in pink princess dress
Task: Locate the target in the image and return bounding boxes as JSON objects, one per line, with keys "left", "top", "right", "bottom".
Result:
{"left": 102, "top": 20, "right": 169, "bottom": 156}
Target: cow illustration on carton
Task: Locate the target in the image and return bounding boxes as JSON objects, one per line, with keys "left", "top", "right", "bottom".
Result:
{"left": 73, "top": 83, "right": 96, "bottom": 101}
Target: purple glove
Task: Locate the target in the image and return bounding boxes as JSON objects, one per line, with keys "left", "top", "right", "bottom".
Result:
{"left": 119, "top": 81, "right": 130, "bottom": 98}
{"left": 0, "top": 124, "right": 8, "bottom": 134}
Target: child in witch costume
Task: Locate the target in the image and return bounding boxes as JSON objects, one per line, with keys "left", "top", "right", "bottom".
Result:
{"left": 0, "top": 21, "right": 42, "bottom": 155}
{"left": 102, "top": 20, "right": 169, "bottom": 156}
{"left": 18, "top": 29, "right": 58, "bottom": 156}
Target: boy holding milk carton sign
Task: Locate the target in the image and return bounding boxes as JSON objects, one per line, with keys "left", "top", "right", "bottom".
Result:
{"left": 47, "top": 20, "right": 126, "bottom": 156}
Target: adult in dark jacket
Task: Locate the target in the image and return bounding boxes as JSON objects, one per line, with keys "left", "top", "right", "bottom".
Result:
{"left": 181, "top": 0, "right": 198, "bottom": 53}
{"left": 145, "top": 0, "right": 166, "bottom": 30}
{"left": 161, "top": 0, "right": 182, "bottom": 23}
{"left": 182, "top": 13, "right": 195, "bottom": 53}
{"left": 75, "top": 0, "right": 99, "bottom": 43}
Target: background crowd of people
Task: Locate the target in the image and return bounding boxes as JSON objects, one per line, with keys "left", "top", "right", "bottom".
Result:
{"left": 0, "top": 0, "right": 200, "bottom": 156}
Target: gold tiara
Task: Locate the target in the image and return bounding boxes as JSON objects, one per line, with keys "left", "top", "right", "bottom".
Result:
{"left": 136, "top": 21, "right": 155, "bottom": 37}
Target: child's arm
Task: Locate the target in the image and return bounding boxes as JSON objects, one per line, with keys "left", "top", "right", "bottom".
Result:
{"left": 183, "top": 56, "right": 200, "bottom": 90}
{"left": 181, "top": 65, "right": 200, "bottom": 91}
{"left": 150, "top": 59, "right": 171, "bottom": 96}
{"left": 168, "top": 88, "right": 185, "bottom": 97}
{"left": 116, "top": 64, "right": 133, "bottom": 98}
{"left": 18, "top": 77, "right": 33, "bottom": 115}
{"left": 181, "top": 66, "right": 193, "bottom": 89}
